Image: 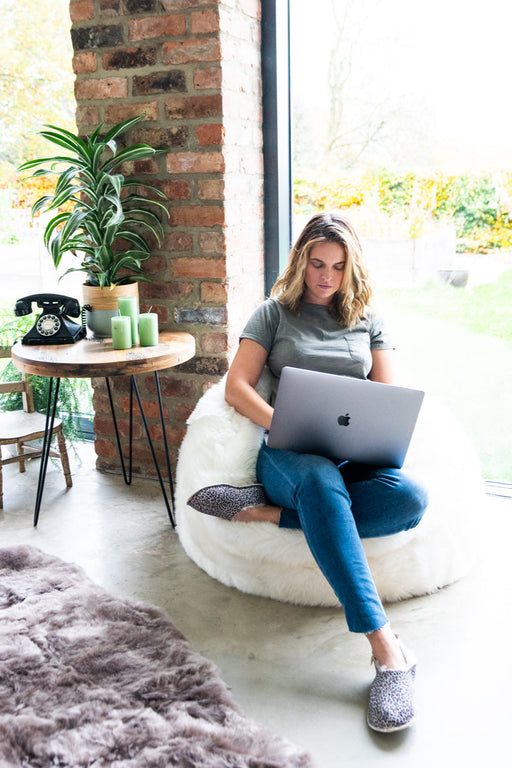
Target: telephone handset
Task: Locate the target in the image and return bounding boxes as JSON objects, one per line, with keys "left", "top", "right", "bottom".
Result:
{"left": 14, "top": 293, "right": 86, "bottom": 345}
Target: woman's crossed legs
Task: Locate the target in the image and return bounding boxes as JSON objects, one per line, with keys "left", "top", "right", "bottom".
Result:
{"left": 255, "top": 443, "right": 428, "bottom": 635}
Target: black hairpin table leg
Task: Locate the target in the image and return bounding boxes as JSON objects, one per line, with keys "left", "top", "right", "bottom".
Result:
{"left": 33, "top": 377, "right": 61, "bottom": 527}
{"left": 106, "top": 376, "right": 133, "bottom": 485}
{"left": 154, "top": 371, "right": 175, "bottom": 507}
{"left": 106, "top": 372, "right": 176, "bottom": 527}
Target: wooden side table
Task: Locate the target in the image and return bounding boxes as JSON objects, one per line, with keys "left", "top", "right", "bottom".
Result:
{"left": 11, "top": 331, "right": 195, "bottom": 526}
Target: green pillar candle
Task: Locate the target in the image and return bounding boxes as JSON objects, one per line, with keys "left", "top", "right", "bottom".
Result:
{"left": 117, "top": 296, "right": 139, "bottom": 345}
{"left": 138, "top": 312, "right": 159, "bottom": 346}
{"left": 111, "top": 316, "right": 132, "bottom": 349}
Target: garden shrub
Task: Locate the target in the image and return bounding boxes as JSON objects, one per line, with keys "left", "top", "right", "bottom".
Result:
{"left": 294, "top": 168, "right": 512, "bottom": 252}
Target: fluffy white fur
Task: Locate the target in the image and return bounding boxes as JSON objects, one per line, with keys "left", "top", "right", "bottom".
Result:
{"left": 175, "top": 373, "right": 484, "bottom": 606}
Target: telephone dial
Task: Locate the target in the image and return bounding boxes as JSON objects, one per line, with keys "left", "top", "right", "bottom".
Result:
{"left": 14, "top": 293, "right": 87, "bottom": 345}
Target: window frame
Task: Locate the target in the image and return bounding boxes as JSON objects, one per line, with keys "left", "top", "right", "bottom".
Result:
{"left": 261, "top": 0, "right": 292, "bottom": 296}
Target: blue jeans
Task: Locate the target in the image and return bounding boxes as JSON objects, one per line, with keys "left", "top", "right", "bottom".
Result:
{"left": 256, "top": 443, "right": 429, "bottom": 634}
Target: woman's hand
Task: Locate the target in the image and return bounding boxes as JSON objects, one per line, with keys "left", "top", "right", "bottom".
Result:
{"left": 225, "top": 339, "right": 274, "bottom": 430}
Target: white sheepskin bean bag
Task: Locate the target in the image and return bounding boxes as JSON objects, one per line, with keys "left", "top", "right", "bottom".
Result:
{"left": 175, "top": 373, "right": 484, "bottom": 606}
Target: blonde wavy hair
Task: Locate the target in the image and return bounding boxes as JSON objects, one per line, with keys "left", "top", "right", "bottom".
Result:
{"left": 271, "top": 212, "right": 373, "bottom": 327}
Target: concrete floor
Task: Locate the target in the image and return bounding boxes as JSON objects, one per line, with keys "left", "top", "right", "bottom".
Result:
{"left": 1, "top": 441, "right": 511, "bottom": 768}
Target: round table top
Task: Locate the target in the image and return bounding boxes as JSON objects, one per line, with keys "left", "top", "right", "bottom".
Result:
{"left": 11, "top": 331, "right": 196, "bottom": 378}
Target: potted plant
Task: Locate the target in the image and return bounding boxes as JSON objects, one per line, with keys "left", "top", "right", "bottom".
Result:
{"left": 17, "top": 115, "right": 168, "bottom": 336}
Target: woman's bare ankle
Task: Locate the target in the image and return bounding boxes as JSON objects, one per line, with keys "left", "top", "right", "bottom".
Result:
{"left": 367, "top": 625, "right": 407, "bottom": 670}
{"left": 234, "top": 504, "right": 282, "bottom": 524}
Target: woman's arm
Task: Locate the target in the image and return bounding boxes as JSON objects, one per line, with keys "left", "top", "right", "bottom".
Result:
{"left": 368, "top": 348, "right": 398, "bottom": 385}
{"left": 225, "top": 338, "right": 274, "bottom": 430}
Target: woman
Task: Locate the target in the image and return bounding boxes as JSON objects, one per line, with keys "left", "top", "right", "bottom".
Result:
{"left": 188, "top": 212, "right": 429, "bottom": 732}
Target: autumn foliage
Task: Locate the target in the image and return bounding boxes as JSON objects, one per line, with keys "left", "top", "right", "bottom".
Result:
{"left": 295, "top": 168, "right": 512, "bottom": 252}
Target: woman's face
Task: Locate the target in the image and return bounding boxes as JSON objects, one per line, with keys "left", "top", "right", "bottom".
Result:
{"left": 302, "top": 242, "right": 346, "bottom": 305}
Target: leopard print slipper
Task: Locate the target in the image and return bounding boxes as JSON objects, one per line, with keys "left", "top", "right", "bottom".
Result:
{"left": 187, "top": 483, "right": 268, "bottom": 520}
{"left": 367, "top": 642, "right": 416, "bottom": 733}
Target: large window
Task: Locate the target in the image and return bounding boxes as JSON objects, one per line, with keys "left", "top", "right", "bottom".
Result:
{"left": 0, "top": 0, "right": 93, "bottom": 436}
{"left": 264, "top": 0, "right": 512, "bottom": 487}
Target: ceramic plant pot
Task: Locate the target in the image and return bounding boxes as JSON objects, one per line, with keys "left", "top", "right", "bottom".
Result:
{"left": 82, "top": 283, "right": 139, "bottom": 338}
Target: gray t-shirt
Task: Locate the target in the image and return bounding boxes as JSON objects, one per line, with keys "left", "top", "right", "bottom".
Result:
{"left": 240, "top": 298, "right": 394, "bottom": 404}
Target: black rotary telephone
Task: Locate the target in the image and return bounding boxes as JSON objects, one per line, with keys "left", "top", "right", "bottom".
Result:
{"left": 14, "top": 293, "right": 87, "bottom": 345}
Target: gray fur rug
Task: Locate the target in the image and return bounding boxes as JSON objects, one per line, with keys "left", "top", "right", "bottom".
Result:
{"left": 0, "top": 546, "right": 314, "bottom": 767}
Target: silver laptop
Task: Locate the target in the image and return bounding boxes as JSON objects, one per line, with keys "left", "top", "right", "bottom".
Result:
{"left": 267, "top": 366, "right": 424, "bottom": 468}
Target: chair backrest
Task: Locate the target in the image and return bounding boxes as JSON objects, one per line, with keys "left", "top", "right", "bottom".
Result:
{"left": 0, "top": 346, "right": 34, "bottom": 413}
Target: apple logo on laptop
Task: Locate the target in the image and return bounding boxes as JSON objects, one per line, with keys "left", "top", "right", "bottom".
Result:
{"left": 337, "top": 413, "right": 351, "bottom": 427}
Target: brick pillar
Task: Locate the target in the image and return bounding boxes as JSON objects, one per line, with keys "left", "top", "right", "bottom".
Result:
{"left": 70, "top": 0, "right": 264, "bottom": 479}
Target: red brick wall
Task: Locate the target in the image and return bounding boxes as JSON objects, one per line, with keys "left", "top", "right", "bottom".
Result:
{"left": 69, "top": 0, "right": 264, "bottom": 479}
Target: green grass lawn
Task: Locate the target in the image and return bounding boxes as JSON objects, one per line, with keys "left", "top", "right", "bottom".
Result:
{"left": 380, "top": 270, "right": 512, "bottom": 483}
{"left": 383, "top": 268, "right": 512, "bottom": 342}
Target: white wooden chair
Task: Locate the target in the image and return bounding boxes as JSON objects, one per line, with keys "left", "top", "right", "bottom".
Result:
{"left": 0, "top": 347, "right": 72, "bottom": 509}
